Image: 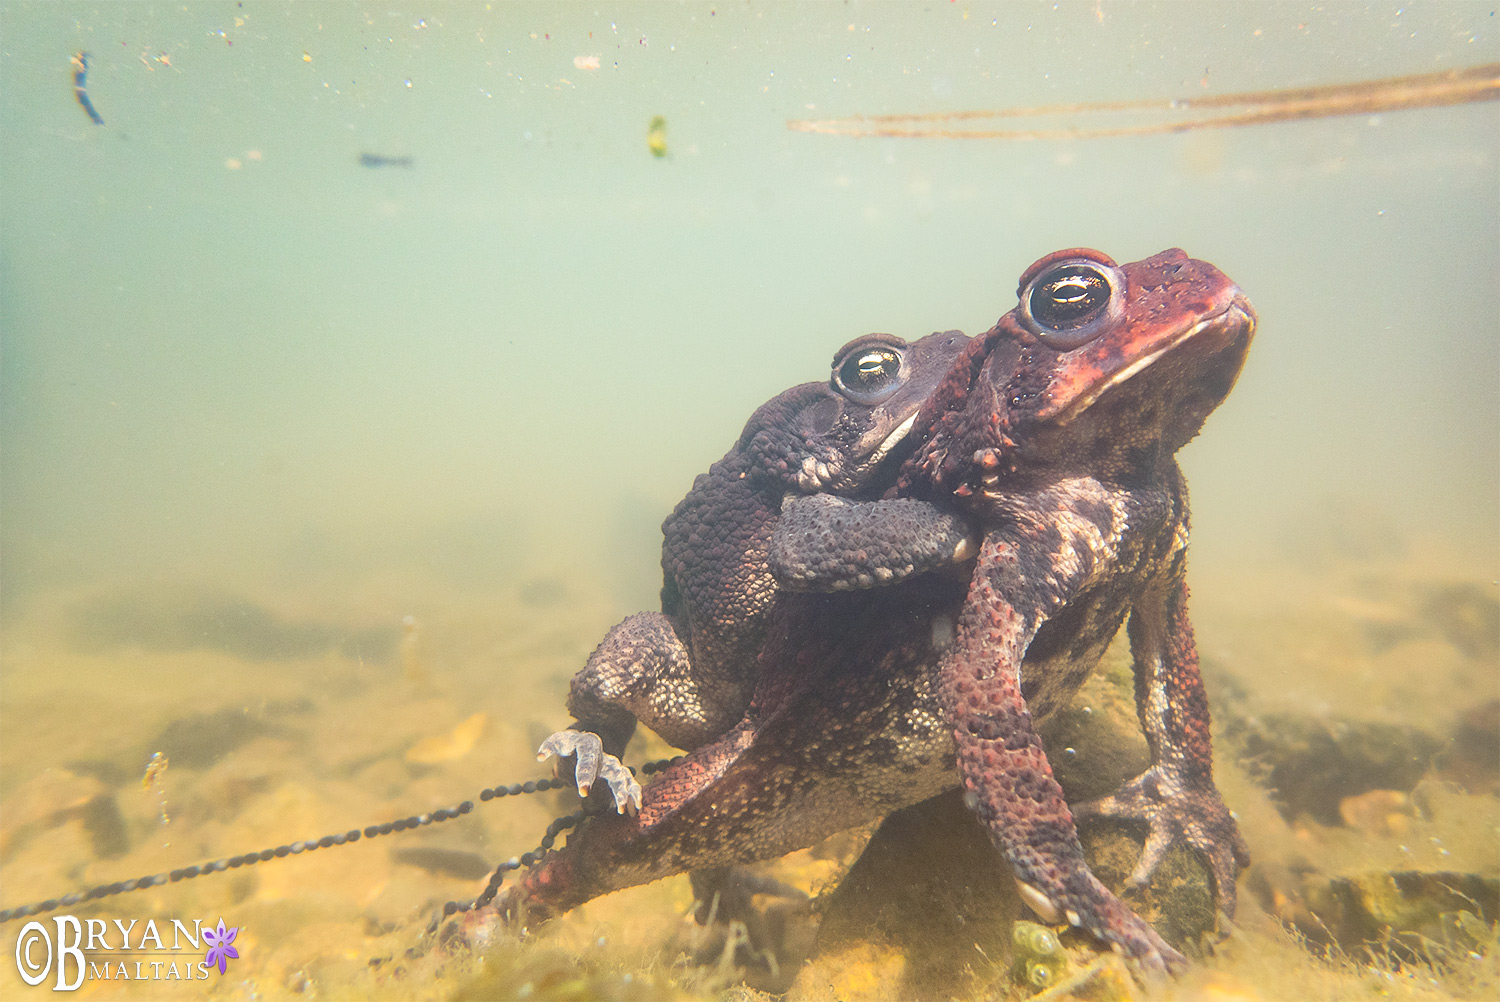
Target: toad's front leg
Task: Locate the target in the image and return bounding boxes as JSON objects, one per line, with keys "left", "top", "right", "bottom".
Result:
{"left": 542, "top": 605, "right": 762, "bottom": 814}
{"left": 769, "top": 493, "right": 977, "bottom": 592}
{"left": 942, "top": 534, "right": 1185, "bottom": 975}
{"left": 1070, "top": 570, "right": 1250, "bottom": 918}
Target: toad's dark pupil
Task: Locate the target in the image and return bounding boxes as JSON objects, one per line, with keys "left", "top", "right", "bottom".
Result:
{"left": 1034, "top": 267, "right": 1109, "bottom": 329}
{"left": 844, "top": 349, "right": 900, "bottom": 388}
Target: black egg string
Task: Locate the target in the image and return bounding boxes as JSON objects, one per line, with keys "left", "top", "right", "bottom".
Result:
{"left": 0, "top": 753, "right": 686, "bottom": 924}
{"left": 638, "top": 755, "right": 683, "bottom": 776}
{"left": 425, "top": 756, "right": 687, "bottom": 934}
{"left": 425, "top": 809, "right": 585, "bottom": 935}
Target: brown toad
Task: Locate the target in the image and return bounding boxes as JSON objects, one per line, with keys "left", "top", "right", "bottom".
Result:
{"left": 898, "top": 247, "right": 1255, "bottom": 971}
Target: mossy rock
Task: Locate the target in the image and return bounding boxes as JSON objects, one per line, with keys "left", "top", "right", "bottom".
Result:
{"left": 1221, "top": 712, "right": 1441, "bottom": 825}
{"left": 1040, "top": 651, "right": 1149, "bottom": 805}
{"left": 811, "top": 790, "right": 1022, "bottom": 999}
{"left": 1420, "top": 581, "right": 1500, "bottom": 661}
{"left": 1291, "top": 870, "right": 1499, "bottom": 966}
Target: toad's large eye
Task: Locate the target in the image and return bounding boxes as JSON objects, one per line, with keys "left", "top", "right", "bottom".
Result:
{"left": 832, "top": 340, "right": 906, "bottom": 405}
{"left": 1018, "top": 256, "right": 1127, "bottom": 350}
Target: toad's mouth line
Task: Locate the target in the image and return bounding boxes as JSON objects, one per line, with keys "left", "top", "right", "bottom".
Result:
{"left": 867, "top": 412, "right": 920, "bottom": 466}
{"left": 1049, "top": 297, "right": 1256, "bottom": 427}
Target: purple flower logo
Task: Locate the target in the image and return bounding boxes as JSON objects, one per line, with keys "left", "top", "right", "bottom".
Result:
{"left": 203, "top": 918, "right": 240, "bottom": 975}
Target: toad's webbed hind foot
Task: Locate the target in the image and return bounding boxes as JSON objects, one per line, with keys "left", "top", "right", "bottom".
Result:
{"left": 687, "top": 866, "right": 812, "bottom": 981}
{"left": 690, "top": 865, "right": 808, "bottom": 927}
{"left": 536, "top": 729, "right": 642, "bottom": 815}
{"left": 1072, "top": 765, "right": 1249, "bottom": 920}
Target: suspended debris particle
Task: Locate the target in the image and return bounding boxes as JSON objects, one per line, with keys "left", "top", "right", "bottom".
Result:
{"left": 358, "top": 152, "right": 414, "bottom": 168}
{"left": 391, "top": 846, "right": 492, "bottom": 880}
{"left": 142, "top": 752, "right": 171, "bottom": 833}
{"left": 400, "top": 614, "right": 427, "bottom": 684}
{"left": 71, "top": 52, "right": 104, "bottom": 125}
{"left": 647, "top": 115, "right": 667, "bottom": 157}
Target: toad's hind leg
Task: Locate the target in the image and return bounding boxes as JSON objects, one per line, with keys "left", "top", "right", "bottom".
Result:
{"left": 566, "top": 610, "right": 756, "bottom": 750}
{"left": 942, "top": 535, "right": 1185, "bottom": 976}
{"left": 1070, "top": 573, "right": 1250, "bottom": 918}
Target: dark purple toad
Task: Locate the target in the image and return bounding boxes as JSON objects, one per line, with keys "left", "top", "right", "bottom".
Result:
{"left": 538, "top": 331, "right": 975, "bottom": 811}
{"left": 502, "top": 248, "right": 1255, "bottom": 977}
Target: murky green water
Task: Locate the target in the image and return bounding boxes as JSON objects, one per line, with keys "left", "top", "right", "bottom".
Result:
{"left": 1, "top": 3, "right": 1496, "bottom": 1000}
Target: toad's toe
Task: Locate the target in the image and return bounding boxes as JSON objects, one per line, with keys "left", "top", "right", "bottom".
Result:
{"left": 536, "top": 729, "right": 641, "bottom": 814}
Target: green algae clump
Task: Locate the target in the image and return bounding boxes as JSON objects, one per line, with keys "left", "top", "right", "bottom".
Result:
{"left": 1012, "top": 920, "right": 1067, "bottom": 992}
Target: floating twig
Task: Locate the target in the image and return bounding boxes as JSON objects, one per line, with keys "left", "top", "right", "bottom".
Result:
{"left": 787, "top": 64, "right": 1499, "bottom": 140}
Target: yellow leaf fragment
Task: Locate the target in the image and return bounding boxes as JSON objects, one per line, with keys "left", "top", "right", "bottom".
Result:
{"left": 405, "top": 711, "right": 489, "bottom": 764}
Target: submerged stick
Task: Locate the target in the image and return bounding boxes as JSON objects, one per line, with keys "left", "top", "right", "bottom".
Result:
{"left": 788, "top": 63, "right": 1499, "bottom": 140}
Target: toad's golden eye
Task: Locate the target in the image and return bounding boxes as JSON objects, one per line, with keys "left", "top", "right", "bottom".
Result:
{"left": 849, "top": 349, "right": 900, "bottom": 386}
{"left": 832, "top": 344, "right": 905, "bottom": 405}
{"left": 1018, "top": 255, "right": 1127, "bottom": 350}
{"left": 1040, "top": 270, "right": 1107, "bottom": 319}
